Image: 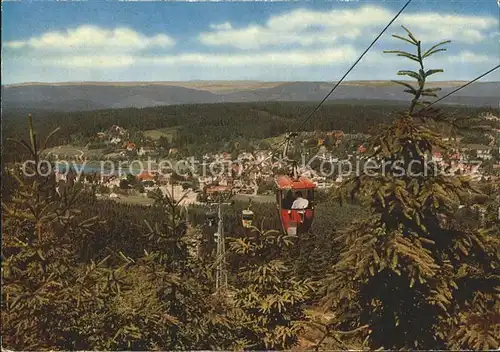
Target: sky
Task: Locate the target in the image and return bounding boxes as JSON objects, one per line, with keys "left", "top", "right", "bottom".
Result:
{"left": 2, "top": 0, "right": 499, "bottom": 84}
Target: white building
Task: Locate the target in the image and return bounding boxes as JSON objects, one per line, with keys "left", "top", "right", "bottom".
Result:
{"left": 138, "top": 147, "right": 155, "bottom": 157}
{"left": 477, "top": 149, "right": 492, "bottom": 160}
{"left": 110, "top": 137, "right": 122, "bottom": 145}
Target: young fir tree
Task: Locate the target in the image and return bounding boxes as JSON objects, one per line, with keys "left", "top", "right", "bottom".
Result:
{"left": 229, "top": 227, "right": 313, "bottom": 349}
{"left": 320, "top": 27, "right": 500, "bottom": 350}
{"left": 1, "top": 116, "right": 161, "bottom": 350}
{"left": 1, "top": 115, "right": 106, "bottom": 349}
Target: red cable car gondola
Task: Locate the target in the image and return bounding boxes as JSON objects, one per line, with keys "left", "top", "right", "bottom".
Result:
{"left": 275, "top": 175, "right": 315, "bottom": 235}
{"left": 272, "top": 132, "right": 316, "bottom": 235}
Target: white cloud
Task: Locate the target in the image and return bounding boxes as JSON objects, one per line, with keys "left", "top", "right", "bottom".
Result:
{"left": 4, "top": 41, "right": 26, "bottom": 49}
{"left": 266, "top": 6, "right": 391, "bottom": 31}
{"left": 200, "top": 25, "right": 361, "bottom": 49}
{"left": 365, "top": 50, "right": 495, "bottom": 65}
{"left": 44, "top": 55, "right": 136, "bottom": 68}
{"left": 4, "top": 25, "right": 175, "bottom": 53}
{"left": 200, "top": 5, "right": 498, "bottom": 49}
{"left": 149, "top": 46, "right": 357, "bottom": 66}
{"left": 210, "top": 22, "right": 233, "bottom": 31}
{"left": 32, "top": 46, "right": 357, "bottom": 68}
{"left": 399, "top": 12, "right": 496, "bottom": 43}
{"left": 200, "top": 6, "right": 385, "bottom": 49}
{"left": 447, "top": 51, "right": 494, "bottom": 64}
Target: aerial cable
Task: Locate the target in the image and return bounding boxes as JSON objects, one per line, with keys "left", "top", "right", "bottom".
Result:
{"left": 252, "top": 0, "right": 414, "bottom": 169}
{"left": 263, "top": 14, "right": 497, "bottom": 176}
{"left": 414, "top": 64, "right": 500, "bottom": 114}
{"left": 295, "top": 0, "right": 413, "bottom": 133}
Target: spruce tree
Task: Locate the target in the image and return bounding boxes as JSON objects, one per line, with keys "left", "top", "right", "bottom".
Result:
{"left": 320, "top": 27, "right": 500, "bottom": 350}
{"left": 1, "top": 115, "right": 103, "bottom": 349}
{"left": 229, "top": 227, "right": 313, "bottom": 349}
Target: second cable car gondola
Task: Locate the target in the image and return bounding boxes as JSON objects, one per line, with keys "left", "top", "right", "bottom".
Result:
{"left": 275, "top": 175, "right": 315, "bottom": 235}
{"left": 241, "top": 209, "right": 255, "bottom": 228}
{"left": 241, "top": 199, "right": 255, "bottom": 228}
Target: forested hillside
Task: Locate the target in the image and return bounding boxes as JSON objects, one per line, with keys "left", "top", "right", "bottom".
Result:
{"left": 3, "top": 81, "right": 498, "bottom": 111}
{"left": 2, "top": 100, "right": 495, "bottom": 162}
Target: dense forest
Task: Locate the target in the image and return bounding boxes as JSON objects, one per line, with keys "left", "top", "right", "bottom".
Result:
{"left": 2, "top": 28, "right": 500, "bottom": 350}
{"left": 3, "top": 98, "right": 496, "bottom": 162}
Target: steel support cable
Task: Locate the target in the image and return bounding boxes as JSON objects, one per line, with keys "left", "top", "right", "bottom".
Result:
{"left": 414, "top": 64, "right": 500, "bottom": 115}
{"left": 252, "top": 0, "right": 414, "bottom": 170}
{"left": 295, "top": 0, "right": 413, "bottom": 133}
{"left": 264, "top": 19, "right": 498, "bottom": 175}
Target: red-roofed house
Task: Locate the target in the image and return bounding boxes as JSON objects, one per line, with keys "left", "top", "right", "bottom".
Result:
{"left": 126, "top": 142, "right": 136, "bottom": 151}
{"left": 327, "top": 130, "right": 345, "bottom": 139}
{"left": 432, "top": 151, "right": 443, "bottom": 163}
{"left": 137, "top": 172, "right": 154, "bottom": 181}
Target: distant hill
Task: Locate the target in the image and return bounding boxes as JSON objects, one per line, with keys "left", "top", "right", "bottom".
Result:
{"left": 1, "top": 85, "right": 222, "bottom": 111}
{"left": 2, "top": 81, "right": 498, "bottom": 112}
